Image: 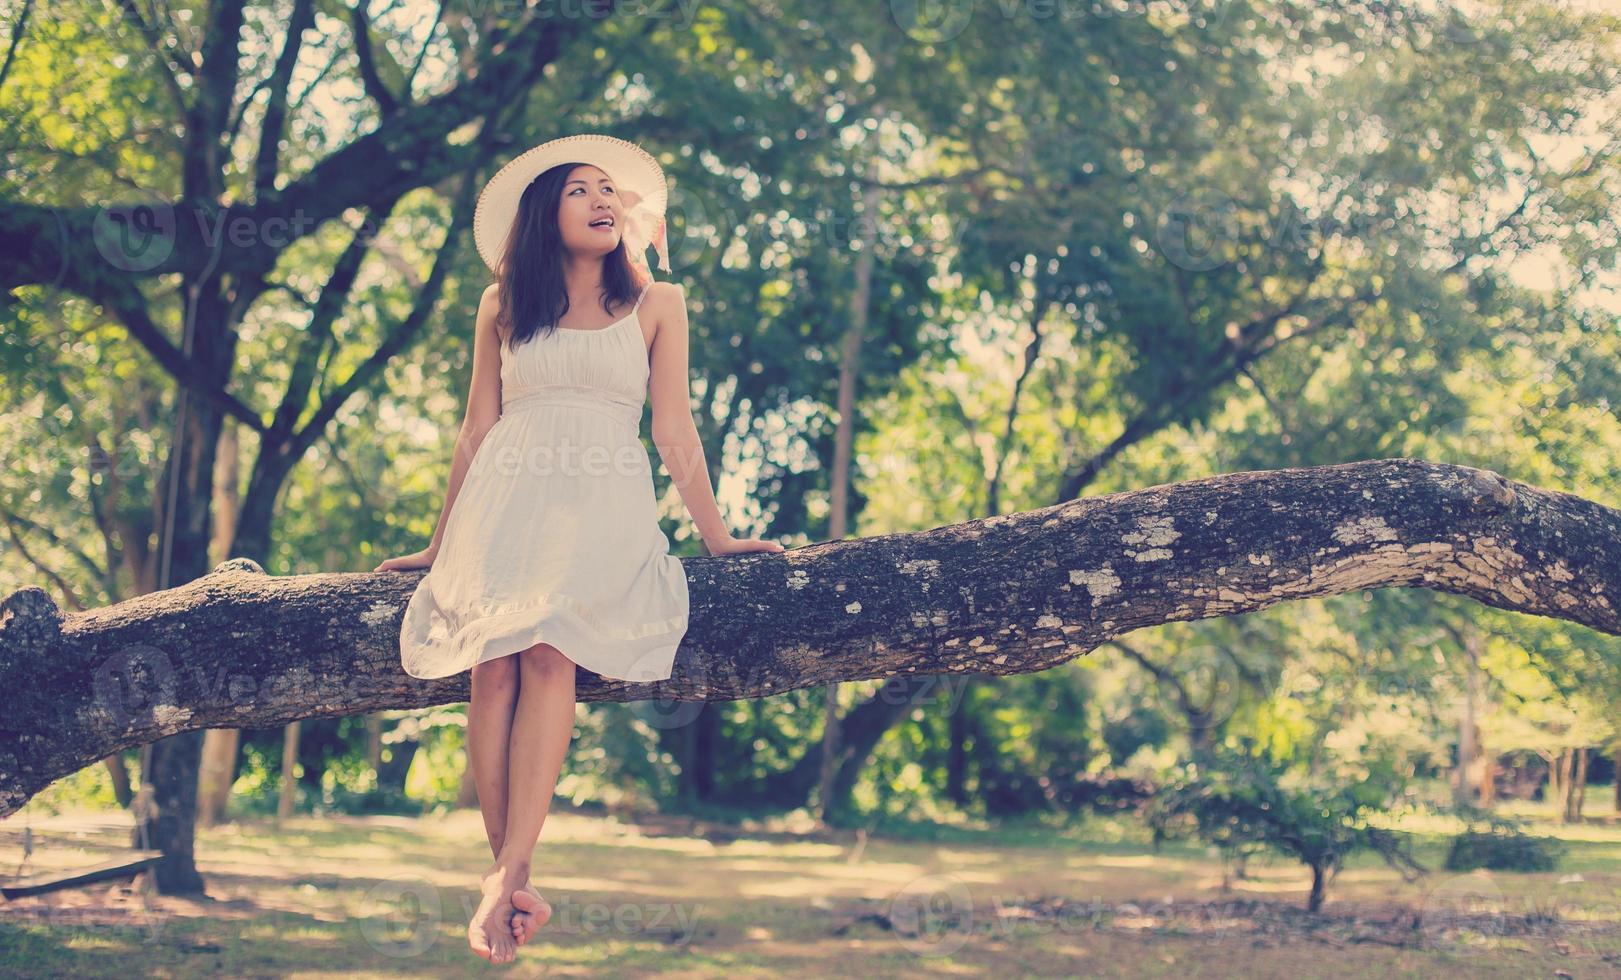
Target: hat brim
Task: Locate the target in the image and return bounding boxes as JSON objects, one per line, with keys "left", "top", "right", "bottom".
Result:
{"left": 473, "top": 133, "right": 669, "bottom": 272}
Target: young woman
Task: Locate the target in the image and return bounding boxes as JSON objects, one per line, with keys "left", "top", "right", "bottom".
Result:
{"left": 376, "top": 134, "right": 784, "bottom": 963}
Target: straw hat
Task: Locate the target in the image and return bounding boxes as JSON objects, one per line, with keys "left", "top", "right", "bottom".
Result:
{"left": 472, "top": 133, "right": 671, "bottom": 275}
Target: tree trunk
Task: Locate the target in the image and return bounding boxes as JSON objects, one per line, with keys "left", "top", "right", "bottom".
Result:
{"left": 212, "top": 415, "right": 241, "bottom": 568}
{"left": 1565, "top": 747, "right": 1588, "bottom": 823}
{"left": 104, "top": 752, "right": 132, "bottom": 808}
{"left": 822, "top": 675, "right": 960, "bottom": 823}
{"left": 664, "top": 702, "right": 720, "bottom": 810}
{"left": 277, "top": 720, "right": 301, "bottom": 820}
{"left": 816, "top": 177, "right": 881, "bottom": 824}
{"left": 1455, "top": 629, "right": 1483, "bottom": 808}
{"left": 6, "top": 459, "right": 1621, "bottom": 819}
{"left": 1546, "top": 749, "right": 1568, "bottom": 817}
{"left": 816, "top": 683, "right": 843, "bottom": 816}
{"left": 366, "top": 715, "right": 384, "bottom": 774}
{"left": 945, "top": 676, "right": 978, "bottom": 807}
{"left": 692, "top": 704, "right": 719, "bottom": 801}
{"left": 295, "top": 719, "right": 329, "bottom": 795}
{"left": 198, "top": 416, "right": 244, "bottom": 831}
{"left": 661, "top": 719, "right": 697, "bottom": 810}
{"left": 196, "top": 728, "right": 239, "bottom": 827}
{"left": 1577, "top": 747, "right": 1588, "bottom": 818}
{"left": 376, "top": 737, "right": 417, "bottom": 795}
{"left": 1478, "top": 751, "right": 1498, "bottom": 805}
{"left": 1308, "top": 862, "right": 1328, "bottom": 913}
{"left": 132, "top": 732, "right": 205, "bottom": 893}
{"left": 1563, "top": 750, "right": 1574, "bottom": 819}
{"left": 130, "top": 292, "right": 235, "bottom": 894}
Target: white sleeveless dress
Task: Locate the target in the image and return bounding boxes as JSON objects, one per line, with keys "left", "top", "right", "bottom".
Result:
{"left": 398, "top": 282, "right": 690, "bottom": 682}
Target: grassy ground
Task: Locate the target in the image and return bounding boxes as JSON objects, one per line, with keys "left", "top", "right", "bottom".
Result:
{"left": 1, "top": 797, "right": 1618, "bottom": 978}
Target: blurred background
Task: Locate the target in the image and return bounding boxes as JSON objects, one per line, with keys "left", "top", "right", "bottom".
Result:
{"left": 2, "top": 0, "right": 1620, "bottom": 973}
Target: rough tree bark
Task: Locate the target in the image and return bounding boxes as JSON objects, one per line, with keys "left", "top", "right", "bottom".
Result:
{"left": 2, "top": 458, "right": 1618, "bottom": 819}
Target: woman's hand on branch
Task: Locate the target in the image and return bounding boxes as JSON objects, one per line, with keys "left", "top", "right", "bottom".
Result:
{"left": 705, "top": 534, "right": 786, "bottom": 556}
{"left": 373, "top": 547, "right": 438, "bottom": 572}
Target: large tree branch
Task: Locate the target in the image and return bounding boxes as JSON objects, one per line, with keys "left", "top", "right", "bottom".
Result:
{"left": 227, "top": 171, "right": 478, "bottom": 560}
{"left": 95, "top": 276, "right": 268, "bottom": 432}
{"left": 253, "top": 0, "right": 318, "bottom": 196}
{"left": 2, "top": 458, "right": 1618, "bottom": 818}
{"left": 2, "top": 6, "right": 606, "bottom": 290}
{"left": 289, "top": 167, "right": 481, "bottom": 455}
{"left": 0, "top": 515, "right": 88, "bottom": 612}
{"left": 348, "top": 1, "right": 401, "bottom": 116}
{"left": 182, "top": 0, "right": 247, "bottom": 201}
{"left": 0, "top": 510, "right": 107, "bottom": 597}
{"left": 268, "top": 201, "right": 400, "bottom": 445}
{"left": 987, "top": 297, "right": 1053, "bottom": 516}
{"left": 258, "top": 12, "right": 588, "bottom": 225}
{"left": 402, "top": 0, "right": 450, "bottom": 95}
{"left": 0, "top": 0, "right": 34, "bottom": 94}
{"left": 1055, "top": 287, "right": 1380, "bottom": 501}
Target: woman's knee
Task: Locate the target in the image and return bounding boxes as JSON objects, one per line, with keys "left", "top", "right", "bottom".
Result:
{"left": 518, "top": 642, "right": 573, "bottom": 677}
{"left": 471, "top": 655, "right": 519, "bottom": 694}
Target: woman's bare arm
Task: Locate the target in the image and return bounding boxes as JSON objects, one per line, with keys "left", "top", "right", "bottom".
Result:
{"left": 425, "top": 283, "right": 506, "bottom": 555}
{"left": 646, "top": 281, "right": 782, "bottom": 555}
{"left": 646, "top": 282, "right": 728, "bottom": 546}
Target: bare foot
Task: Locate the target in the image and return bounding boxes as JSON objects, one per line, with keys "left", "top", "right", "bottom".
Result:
{"left": 467, "top": 862, "right": 527, "bottom": 963}
{"left": 510, "top": 883, "right": 552, "bottom": 945}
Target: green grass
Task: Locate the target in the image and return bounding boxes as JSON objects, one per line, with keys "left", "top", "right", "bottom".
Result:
{"left": 2, "top": 797, "right": 1618, "bottom": 978}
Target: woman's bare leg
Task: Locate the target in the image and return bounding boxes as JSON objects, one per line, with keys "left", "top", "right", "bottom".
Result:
{"left": 465, "top": 655, "right": 550, "bottom": 947}
{"left": 464, "top": 654, "right": 548, "bottom": 961}
{"left": 469, "top": 656, "right": 519, "bottom": 854}
{"left": 485, "top": 643, "right": 577, "bottom": 935}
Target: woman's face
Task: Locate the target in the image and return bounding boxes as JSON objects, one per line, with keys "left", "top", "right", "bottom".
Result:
{"left": 556, "top": 164, "right": 624, "bottom": 260}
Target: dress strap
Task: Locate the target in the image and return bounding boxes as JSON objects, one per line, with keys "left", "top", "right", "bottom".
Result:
{"left": 632, "top": 281, "right": 653, "bottom": 313}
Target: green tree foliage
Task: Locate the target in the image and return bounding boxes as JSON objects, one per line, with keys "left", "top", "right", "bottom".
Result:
{"left": 3, "top": 0, "right": 1619, "bottom": 836}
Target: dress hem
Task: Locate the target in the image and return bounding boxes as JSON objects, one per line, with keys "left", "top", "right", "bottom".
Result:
{"left": 401, "top": 591, "right": 687, "bottom": 683}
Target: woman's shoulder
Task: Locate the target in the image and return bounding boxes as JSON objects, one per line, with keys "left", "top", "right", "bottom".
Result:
{"left": 643, "top": 279, "right": 685, "bottom": 308}
{"left": 479, "top": 282, "right": 510, "bottom": 345}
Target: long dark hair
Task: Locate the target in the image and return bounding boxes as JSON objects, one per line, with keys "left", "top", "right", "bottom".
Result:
{"left": 494, "top": 161, "right": 647, "bottom": 349}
